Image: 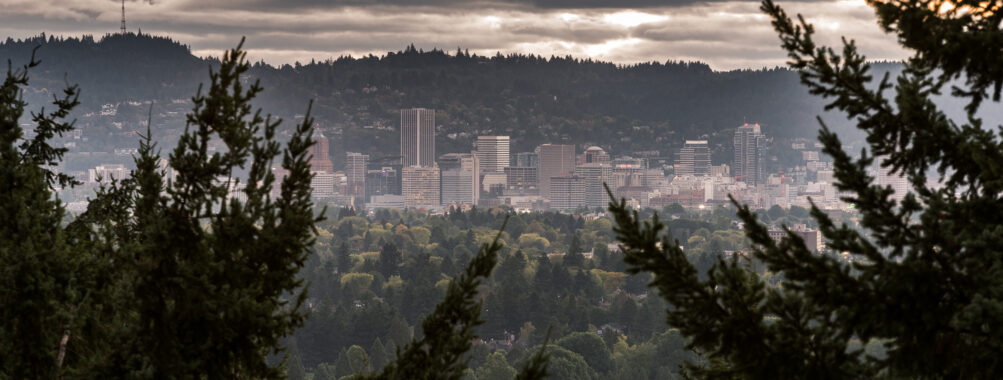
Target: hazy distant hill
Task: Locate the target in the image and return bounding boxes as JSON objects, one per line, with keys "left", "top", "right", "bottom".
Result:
{"left": 3, "top": 33, "right": 883, "bottom": 165}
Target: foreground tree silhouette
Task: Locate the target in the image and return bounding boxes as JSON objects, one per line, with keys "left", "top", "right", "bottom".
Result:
{"left": 609, "top": 0, "right": 1003, "bottom": 377}
{"left": 0, "top": 49, "right": 82, "bottom": 379}
{"left": 2, "top": 40, "right": 547, "bottom": 379}
{"left": 67, "top": 40, "right": 321, "bottom": 378}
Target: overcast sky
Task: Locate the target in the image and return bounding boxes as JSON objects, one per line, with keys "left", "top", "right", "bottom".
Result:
{"left": 0, "top": 0, "right": 907, "bottom": 70}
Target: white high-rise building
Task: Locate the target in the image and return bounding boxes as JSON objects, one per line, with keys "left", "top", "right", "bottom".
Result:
{"left": 734, "top": 123, "right": 765, "bottom": 186}
{"left": 440, "top": 153, "right": 479, "bottom": 206}
{"left": 476, "top": 136, "right": 510, "bottom": 173}
{"left": 401, "top": 108, "right": 435, "bottom": 167}
{"left": 677, "top": 140, "right": 710, "bottom": 176}
{"left": 574, "top": 163, "right": 614, "bottom": 209}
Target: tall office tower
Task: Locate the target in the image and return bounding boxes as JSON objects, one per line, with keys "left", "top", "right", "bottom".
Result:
{"left": 308, "top": 130, "right": 334, "bottom": 172}
{"left": 549, "top": 176, "right": 587, "bottom": 211}
{"left": 365, "top": 167, "right": 401, "bottom": 202}
{"left": 733, "top": 123, "right": 765, "bottom": 186}
{"left": 575, "top": 163, "right": 614, "bottom": 209}
{"left": 580, "top": 146, "right": 611, "bottom": 165}
{"left": 402, "top": 165, "right": 441, "bottom": 208}
{"left": 401, "top": 108, "right": 435, "bottom": 167}
{"left": 514, "top": 151, "right": 539, "bottom": 168}
{"left": 476, "top": 136, "right": 510, "bottom": 173}
{"left": 677, "top": 140, "right": 710, "bottom": 176}
{"left": 537, "top": 144, "right": 576, "bottom": 198}
{"left": 439, "top": 153, "right": 479, "bottom": 206}
{"left": 345, "top": 152, "right": 369, "bottom": 197}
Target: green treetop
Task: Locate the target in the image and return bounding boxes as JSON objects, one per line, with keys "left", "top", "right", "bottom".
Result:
{"left": 608, "top": 0, "right": 1003, "bottom": 377}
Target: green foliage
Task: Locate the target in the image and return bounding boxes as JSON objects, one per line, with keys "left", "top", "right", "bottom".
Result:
{"left": 606, "top": 0, "right": 1003, "bottom": 377}
{"left": 516, "top": 345, "right": 593, "bottom": 380}
{"left": 287, "top": 353, "right": 307, "bottom": 380}
{"left": 476, "top": 352, "right": 517, "bottom": 380}
{"left": 370, "top": 338, "right": 389, "bottom": 371}
{"left": 0, "top": 48, "right": 82, "bottom": 379}
{"left": 360, "top": 222, "right": 549, "bottom": 380}
{"left": 0, "top": 40, "right": 320, "bottom": 378}
{"left": 517, "top": 233, "right": 550, "bottom": 250}
{"left": 555, "top": 332, "right": 615, "bottom": 374}
{"left": 347, "top": 345, "right": 372, "bottom": 375}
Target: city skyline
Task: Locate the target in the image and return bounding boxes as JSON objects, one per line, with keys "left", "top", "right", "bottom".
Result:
{"left": 0, "top": 0, "right": 906, "bottom": 70}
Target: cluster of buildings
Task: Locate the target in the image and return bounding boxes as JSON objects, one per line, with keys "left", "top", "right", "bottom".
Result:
{"left": 72, "top": 109, "right": 911, "bottom": 221}
{"left": 270, "top": 110, "right": 914, "bottom": 215}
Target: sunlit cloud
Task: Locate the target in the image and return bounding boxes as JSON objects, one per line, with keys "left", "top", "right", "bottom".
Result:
{"left": 603, "top": 10, "right": 669, "bottom": 27}
{"left": 0, "top": 0, "right": 907, "bottom": 70}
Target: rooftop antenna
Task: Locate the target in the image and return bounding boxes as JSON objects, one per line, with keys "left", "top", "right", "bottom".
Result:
{"left": 120, "top": 0, "right": 127, "bottom": 35}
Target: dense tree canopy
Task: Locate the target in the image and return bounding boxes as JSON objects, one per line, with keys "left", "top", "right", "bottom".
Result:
{"left": 608, "top": 0, "right": 1003, "bottom": 377}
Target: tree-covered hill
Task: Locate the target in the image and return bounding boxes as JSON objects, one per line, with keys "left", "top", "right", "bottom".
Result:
{"left": 3, "top": 33, "right": 867, "bottom": 162}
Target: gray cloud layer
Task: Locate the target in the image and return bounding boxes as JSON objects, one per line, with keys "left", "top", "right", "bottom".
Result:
{"left": 0, "top": 0, "right": 907, "bottom": 70}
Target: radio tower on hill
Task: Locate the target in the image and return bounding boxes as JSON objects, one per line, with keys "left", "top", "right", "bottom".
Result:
{"left": 120, "top": 0, "right": 127, "bottom": 34}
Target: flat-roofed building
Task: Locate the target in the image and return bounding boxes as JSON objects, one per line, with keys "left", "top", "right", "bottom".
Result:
{"left": 677, "top": 140, "right": 710, "bottom": 176}
{"left": 549, "top": 176, "right": 587, "bottom": 211}
{"left": 402, "top": 165, "right": 440, "bottom": 208}
{"left": 538, "top": 144, "right": 575, "bottom": 198}
{"left": 476, "top": 136, "right": 510, "bottom": 173}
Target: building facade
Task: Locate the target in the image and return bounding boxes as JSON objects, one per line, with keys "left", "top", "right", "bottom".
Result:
{"left": 548, "top": 176, "right": 587, "bottom": 211}
{"left": 308, "top": 130, "right": 334, "bottom": 173}
{"left": 365, "top": 166, "right": 401, "bottom": 202}
{"left": 440, "top": 153, "right": 480, "bottom": 206}
{"left": 475, "top": 136, "right": 510, "bottom": 173}
{"left": 733, "top": 123, "right": 765, "bottom": 186}
{"left": 345, "top": 152, "right": 369, "bottom": 197}
{"left": 402, "top": 165, "right": 440, "bottom": 208}
{"left": 574, "top": 163, "right": 614, "bottom": 209}
{"left": 677, "top": 140, "right": 710, "bottom": 176}
{"left": 537, "top": 144, "right": 576, "bottom": 198}
{"left": 401, "top": 108, "right": 436, "bottom": 167}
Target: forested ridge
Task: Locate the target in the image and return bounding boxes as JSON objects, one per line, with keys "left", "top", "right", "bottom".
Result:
{"left": 2, "top": 33, "right": 870, "bottom": 160}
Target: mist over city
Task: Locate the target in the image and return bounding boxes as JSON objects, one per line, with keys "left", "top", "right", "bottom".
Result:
{"left": 3, "top": 0, "right": 1002, "bottom": 378}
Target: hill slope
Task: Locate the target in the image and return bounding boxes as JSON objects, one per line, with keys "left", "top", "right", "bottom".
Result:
{"left": 2, "top": 33, "right": 867, "bottom": 166}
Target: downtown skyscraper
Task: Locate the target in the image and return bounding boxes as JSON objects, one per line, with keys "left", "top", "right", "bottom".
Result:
{"left": 475, "top": 136, "right": 510, "bottom": 173}
{"left": 401, "top": 108, "right": 436, "bottom": 167}
{"left": 677, "top": 140, "right": 710, "bottom": 176}
{"left": 345, "top": 152, "right": 369, "bottom": 198}
{"left": 733, "top": 123, "right": 765, "bottom": 186}
{"left": 537, "top": 144, "right": 576, "bottom": 197}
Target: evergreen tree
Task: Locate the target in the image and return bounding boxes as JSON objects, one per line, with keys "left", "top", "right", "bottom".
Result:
{"left": 361, "top": 226, "right": 550, "bottom": 380}
{"left": 335, "top": 349, "right": 352, "bottom": 379}
{"left": 475, "top": 352, "right": 517, "bottom": 380}
{"left": 370, "top": 338, "right": 388, "bottom": 370}
{"left": 287, "top": 353, "right": 307, "bottom": 380}
{"left": 379, "top": 240, "right": 402, "bottom": 277}
{"left": 63, "top": 40, "right": 317, "bottom": 377}
{"left": 337, "top": 241, "right": 353, "bottom": 274}
{"left": 608, "top": 0, "right": 1003, "bottom": 377}
{"left": 0, "top": 48, "right": 84, "bottom": 379}
{"left": 563, "top": 234, "right": 584, "bottom": 268}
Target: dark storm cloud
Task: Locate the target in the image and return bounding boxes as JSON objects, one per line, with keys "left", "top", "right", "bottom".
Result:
{"left": 0, "top": 0, "right": 905, "bottom": 70}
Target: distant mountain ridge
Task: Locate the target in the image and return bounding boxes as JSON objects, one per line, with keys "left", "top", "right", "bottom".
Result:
{"left": 2, "top": 33, "right": 874, "bottom": 162}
